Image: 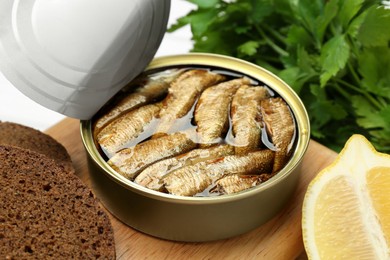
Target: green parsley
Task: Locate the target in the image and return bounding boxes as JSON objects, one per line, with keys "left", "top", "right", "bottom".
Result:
{"left": 169, "top": 0, "right": 390, "bottom": 152}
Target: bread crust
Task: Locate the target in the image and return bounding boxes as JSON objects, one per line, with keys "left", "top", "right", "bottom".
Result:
{"left": 0, "top": 121, "right": 74, "bottom": 173}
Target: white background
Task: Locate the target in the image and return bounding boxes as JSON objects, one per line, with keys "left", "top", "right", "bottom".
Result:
{"left": 0, "top": 0, "right": 194, "bottom": 131}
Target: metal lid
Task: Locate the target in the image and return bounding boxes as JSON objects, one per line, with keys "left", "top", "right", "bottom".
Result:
{"left": 0, "top": 0, "right": 170, "bottom": 119}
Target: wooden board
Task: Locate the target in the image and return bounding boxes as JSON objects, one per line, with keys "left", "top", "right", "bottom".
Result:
{"left": 45, "top": 118, "right": 337, "bottom": 260}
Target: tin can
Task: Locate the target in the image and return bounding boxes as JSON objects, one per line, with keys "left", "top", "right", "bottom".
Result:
{"left": 80, "top": 53, "right": 310, "bottom": 242}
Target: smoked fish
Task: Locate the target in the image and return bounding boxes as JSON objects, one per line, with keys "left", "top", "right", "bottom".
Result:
{"left": 134, "top": 144, "right": 234, "bottom": 191}
{"left": 213, "top": 174, "right": 271, "bottom": 195}
{"left": 97, "top": 103, "right": 162, "bottom": 157}
{"left": 194, "top": 78, "right": 250, "bottom": 147}
{"left": 206, "top": 149, "right": 274, "bottom": 177}
{"left": 231, "top": 85, "right": 270, "bottom": 155}
{"left": 94, "top": 69, "right": 183, "bottom": 136}
{"left": 153, "top": 70, "right": 226, "bottom": 137}
{"left": 108, "top": 132, "right": 196, "bottom": 180}
{"left": 162, "top": 162, "right": 211, "bottom": 196}
{"left": 163, "top": 149, "right": 274, "bottom": 196}
{"left": 261, "top": 97, "right": 295, "bottom": 172}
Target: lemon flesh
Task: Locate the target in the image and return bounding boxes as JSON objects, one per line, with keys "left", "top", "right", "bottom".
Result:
{"left": 367, "top": 166, "right": 390, "bottom": 247}
{"left": 302, "top": 135, "right": 390, "bottom": 260}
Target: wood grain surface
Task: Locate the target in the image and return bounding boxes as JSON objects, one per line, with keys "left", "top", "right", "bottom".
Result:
{"left": 45, "top": 118, "right": 337, "bottom": 260}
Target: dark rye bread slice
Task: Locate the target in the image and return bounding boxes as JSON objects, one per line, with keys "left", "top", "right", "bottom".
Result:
{"left": 0, "top": 145, "right": 115, "bottom": 259}
{"left": 0, "top": 121, "right": 74, "bottom": 173}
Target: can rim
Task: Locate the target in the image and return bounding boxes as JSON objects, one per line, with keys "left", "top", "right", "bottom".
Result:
{"left": 80, "top": 53, "right": 310, "bottom": 205}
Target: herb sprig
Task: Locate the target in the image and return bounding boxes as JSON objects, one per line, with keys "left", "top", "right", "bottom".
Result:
{"left": 169, "top": 0, "right": 390, "bottom": 152}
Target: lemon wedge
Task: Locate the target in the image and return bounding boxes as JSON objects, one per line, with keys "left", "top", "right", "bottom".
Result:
{"left": 302, "top": 134, "right": 390, "bottom": 259}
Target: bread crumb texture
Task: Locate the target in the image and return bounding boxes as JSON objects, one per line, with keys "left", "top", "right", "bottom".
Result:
{"left": 0, "top": 146, "right": 115, "bottom": 259}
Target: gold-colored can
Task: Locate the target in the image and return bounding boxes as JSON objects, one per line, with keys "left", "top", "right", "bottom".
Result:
{"left": 80, "top": 53, "right": 310, "bottom": 242}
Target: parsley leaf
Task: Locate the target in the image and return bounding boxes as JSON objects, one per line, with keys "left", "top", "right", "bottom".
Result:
{"left": 187, "top": 0, "right": 220, "bottom": 9}
{"left": 320, "top": 34, "right": 350, "bottom": 86}
{"left": 337, "top": 0, "right": 365, "bottom": 30}
{"left": 358, "top": 46, "right": 390, "bottom": 99}
{"left": 238, "top": 41, "right": 260, "bottom": 56}
{"left": 358, "top": 5, "right": 390, "bottom": 46}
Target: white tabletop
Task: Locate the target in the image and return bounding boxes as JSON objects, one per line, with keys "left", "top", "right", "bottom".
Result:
{"left": 0, "top": 0, "right": 194, "bottom": 131}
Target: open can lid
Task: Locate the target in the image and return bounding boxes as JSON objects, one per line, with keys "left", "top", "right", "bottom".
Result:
{"left": 0, "top": 0, "right": 170, "bottom": 119}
